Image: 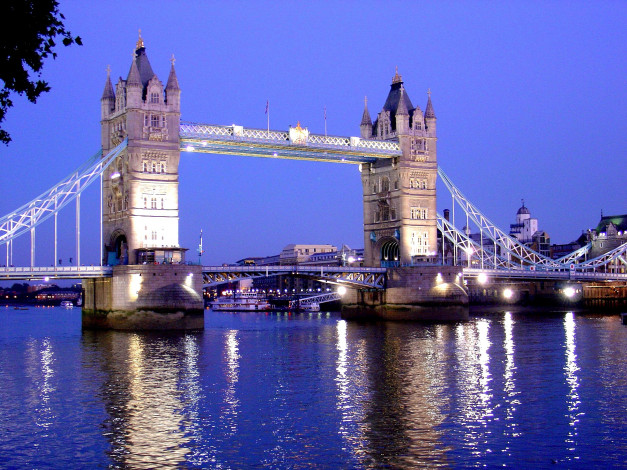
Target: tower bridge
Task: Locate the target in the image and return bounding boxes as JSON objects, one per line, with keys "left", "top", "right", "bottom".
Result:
{"left": 1, "top": 35, "right": 625, "bottom": 328}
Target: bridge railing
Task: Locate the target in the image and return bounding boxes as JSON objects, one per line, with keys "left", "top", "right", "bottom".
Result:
{"left": 0, "top": 265, "right": 112, "bottom": 280}
{"left": 180, "top": 121, "right": 401, "bottom": 155}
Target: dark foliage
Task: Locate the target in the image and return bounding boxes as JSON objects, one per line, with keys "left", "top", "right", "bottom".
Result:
{"left": 0, "top": 0, "right": 81, "bottom": 144}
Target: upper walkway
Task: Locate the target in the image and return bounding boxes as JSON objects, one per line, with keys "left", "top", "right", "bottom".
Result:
{"left": 179, "top": 121, "right": 401, "bottom": 164}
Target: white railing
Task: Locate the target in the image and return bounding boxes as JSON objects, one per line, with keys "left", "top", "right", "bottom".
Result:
{"left": 180, "top": 121, "right": 400, "bottom": 155}
{"left": 0, "top": 266, "right": 113, "bottom": 279}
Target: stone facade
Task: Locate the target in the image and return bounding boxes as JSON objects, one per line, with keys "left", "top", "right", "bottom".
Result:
{"left": 100, "top": 33, "right": 181, "bottom": 265}
{"left": 359, "top": 71, "right": 438, "bottom": 267}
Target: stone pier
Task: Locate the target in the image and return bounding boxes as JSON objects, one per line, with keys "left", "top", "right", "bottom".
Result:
{"left": 82, "top": 265, "right": 204, "bottom": 330}
{"left": 342, "top": 266, "right": 469, "bottom": 321}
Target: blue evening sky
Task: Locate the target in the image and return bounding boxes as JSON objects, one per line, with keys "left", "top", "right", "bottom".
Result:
{"left": 0, "top": 1, "right": 625, "bottom": 266}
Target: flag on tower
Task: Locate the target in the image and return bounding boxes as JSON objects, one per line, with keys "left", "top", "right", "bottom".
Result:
{"left": 265, "top": 100, "right": 269, "bottom": 114}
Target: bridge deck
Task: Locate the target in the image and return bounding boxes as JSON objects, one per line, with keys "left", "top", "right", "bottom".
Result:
{"left": 179, "top": 122, "right": 401, "bottom": 164}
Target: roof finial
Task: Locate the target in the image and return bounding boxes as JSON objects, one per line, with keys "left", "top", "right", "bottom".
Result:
{"left": 364, "top": 96, "right": 368, "bottom": 106}
{"left": 136, "top": 29, "right": 144, "bottom": 50}
{"left": 521, "top": 198, "right": 525, "bottom": 208}
{"left": 106, "top": 64, "right": 111, "bottom": 78}
{"left": 170, "top": 54, "right": 176, "bottom": 66}
{"left": 392, "top": 66, "right": 402, "bottom": 84}
{"left": 428, "top": 88, "right": 431, "bottom": 98}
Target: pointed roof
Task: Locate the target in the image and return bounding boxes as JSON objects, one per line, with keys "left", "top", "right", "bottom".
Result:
{"left": 396, "top": 85, "right": 409, "bottom": 116}
{"left": 126, "top": 52, "right": 141, "bottom": 87}
{"left": 101, "top": 65, "right": 115, "bottom": 100}
{"left": 360, "top": 96, "right": 371, "bottom": 126}
{"left": 382, "top": 72, "right": 414, "bottom": 114}
{"left": 165, "top": 54, "right": 180, "bottom": 91}
{"left": 135, "top": 46, "right": 156, "bottom": 87}
{"left": 128, "top": 31, "right": 156, "bottom": 88}
{"left": 425, "top": 89, "right": 436, "bottom": 119}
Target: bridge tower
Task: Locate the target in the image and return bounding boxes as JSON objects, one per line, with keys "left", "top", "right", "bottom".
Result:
{"left": 359, "top": 70, "right": 438, "bottom": 267}
{"left": 100, "top": 33, "right": 182, "bottom": 265}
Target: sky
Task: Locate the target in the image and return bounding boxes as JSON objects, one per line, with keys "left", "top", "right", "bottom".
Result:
{"left": 0, "top": 0, "right": 625, "bottom": 267}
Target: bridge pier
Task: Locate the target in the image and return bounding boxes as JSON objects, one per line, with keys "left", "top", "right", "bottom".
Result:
{"left": 82, "top": 265, "right": 204, "bottom": 330}
{"left": 342, "top": 266, "right": 469, "bottom": 321}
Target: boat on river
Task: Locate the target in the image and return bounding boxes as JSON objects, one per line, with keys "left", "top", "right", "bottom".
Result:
{"left": 61, "top": 301, "right": 74, "bottom": 309}
{"left": 210, "top": 292, "right": 271, "bottom": 312}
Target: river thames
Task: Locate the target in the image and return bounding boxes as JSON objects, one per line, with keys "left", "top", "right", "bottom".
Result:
{"left": 0, "top": 306, "right": 625, "bottom": 469}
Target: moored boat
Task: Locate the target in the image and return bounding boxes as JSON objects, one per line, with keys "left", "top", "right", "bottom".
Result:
{"left": 60, "top": 300, "right": 74, "bottom": 309}
{"left": 210, "top": 292, "right": 271, "bottom": 312}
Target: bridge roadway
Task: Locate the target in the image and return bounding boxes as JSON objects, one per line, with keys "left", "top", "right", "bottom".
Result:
{"left": 0, "top": 265, "right": 624, "bottom": 284}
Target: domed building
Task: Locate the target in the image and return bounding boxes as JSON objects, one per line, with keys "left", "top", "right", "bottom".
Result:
{"left": 509, "top": 201, "right": 550, "bottom": 257}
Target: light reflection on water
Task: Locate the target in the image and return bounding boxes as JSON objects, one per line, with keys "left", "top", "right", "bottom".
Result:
{"left": 0, "top": 307, "right": 625, "bottom": 468}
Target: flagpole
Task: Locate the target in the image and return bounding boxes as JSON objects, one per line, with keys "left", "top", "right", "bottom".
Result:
{"left": 266, "top": 100, "right": 270, "bottom": 136}
{"left": 324, "top": 106, "right": 327, "bottom": 137}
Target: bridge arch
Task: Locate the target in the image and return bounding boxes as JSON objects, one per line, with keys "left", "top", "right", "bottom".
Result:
{"left": 108, "top": 230, "right": 128, "bottom": 265}
{"left": 378, "top": 237, "right": 399, "bottom": 268}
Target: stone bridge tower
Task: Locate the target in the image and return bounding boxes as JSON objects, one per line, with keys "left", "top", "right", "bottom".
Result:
{"left": 359, "top": 70, "right": 437, "bottom": 267}
{"left": 100, "top": 33, "right": 182, "bottom": 265}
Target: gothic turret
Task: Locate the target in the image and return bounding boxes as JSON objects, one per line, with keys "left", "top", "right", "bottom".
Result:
{"left": 360, "top": 96, "right": 372, "bottom": 139}
{"left": 165, "top": 55, "right": 180, "bottom": 110}
{"left": 425, "top": 90, "right": 436, "bottom": 134}
{"left": 395, "top": 85, "right": 410, "bottom": 135}
{"left": 101, "top": 66, "right": 115, "bottom": 119}
{"left": 126, "top": 49, "right": 142, "bottom": 108}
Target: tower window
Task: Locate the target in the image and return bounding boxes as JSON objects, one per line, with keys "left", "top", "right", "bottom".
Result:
{"left": 150, "top": 115, "right": 160, "bottom": 127}
{"left": 150, "top": 92, "right": 159, "bottom": 104}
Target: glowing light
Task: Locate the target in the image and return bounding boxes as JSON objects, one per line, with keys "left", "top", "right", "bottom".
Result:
{"left": 129, "top": 273, "right": 142, "bottom": 302}
{"left": 503, "top": 288, "right": 514, "bottom": 299}
{"left": 110, "top": 171, "right": 121, "bottom": 179}
{"left": 44, "top": 276, "right": 49, "bottom": 282}
{"left": 338, "top": 286, "right": 347, "bottom": 296}
{"left": 478, "top": 273, "right": 488, "bottom": 284}
{"left": 564, "top": 287, "right": 576, "bottom": 298}
{"left": 185, "top": 145, "right": 195, "bottom": 152}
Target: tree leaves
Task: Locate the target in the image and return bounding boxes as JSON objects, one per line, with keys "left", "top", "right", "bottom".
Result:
{"left": 0, "top": 0, "right": 82, "bottom": 145}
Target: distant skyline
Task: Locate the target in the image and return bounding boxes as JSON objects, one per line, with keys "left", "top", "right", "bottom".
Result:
{"left": 0, "top": 1, "right": 625, "bottom": 267}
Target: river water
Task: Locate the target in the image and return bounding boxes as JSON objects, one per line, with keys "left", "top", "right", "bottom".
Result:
{"left": 0, "top": 306, "right": 625, "bottom": 469}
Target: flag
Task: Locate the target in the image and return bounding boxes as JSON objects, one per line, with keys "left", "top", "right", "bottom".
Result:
{"left": 265, "top": 100, "right": 269, "bottom": 115}
{"left": 324, "top": 106, "right": 327, "bottom": 120}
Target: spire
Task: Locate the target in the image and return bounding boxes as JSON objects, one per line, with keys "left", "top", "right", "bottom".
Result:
{"left": 136, "top": 29, "right": 145, "bottom": 51}
{"left": 360, "top": 96, "right": 371, "bottom": 125}
{"left": 392, "top": 66, "right": 402, "bottom": 85}
{"left": 127, "top": 50, "right": 141, "bottom": 87}
{"left": 165, "top": 54, "right": 180, "bottom": 91}
{"left": 425, "top": 88, "right": 435, "bottom": 119}
{"left": 101, "top": 65, "right": 115, "bottom": 100}
{"left": 396, "top": 85, "right": 409, "bottom": 116}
